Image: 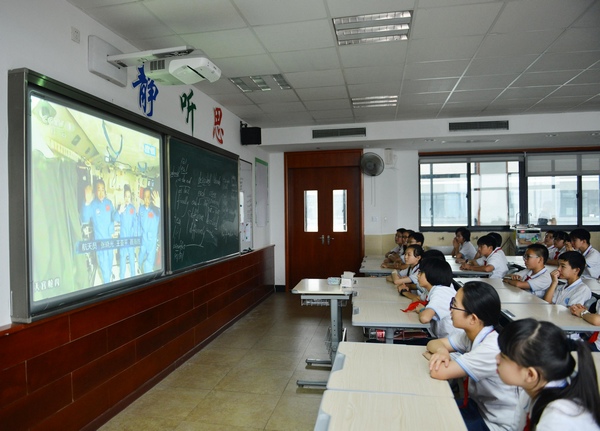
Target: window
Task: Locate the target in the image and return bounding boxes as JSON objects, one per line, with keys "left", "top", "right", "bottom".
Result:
{"left": 419, "top": 152, "right": 600, "bottom": 230}
{"left": 332, "top": 190, "right": 347, "bottom": 232}
{"left": 304, "top": 190, "right": 318, "bottom": 232}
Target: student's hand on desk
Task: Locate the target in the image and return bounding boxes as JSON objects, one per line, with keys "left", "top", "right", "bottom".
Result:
{"left": 460, "top": 262, "right": 471, "bottom": 270}
{"left": 422, "top": 351, "right": 432, "bottom": 361}
{"left": 397, "top": 283, "right": 408, "bottom": 294}
{"left": 569, "top": 304, "right": 587, "bottom": 317}
{"left": 455, "top": 258, "right": 465, "bottom": 264}
{"left": 429, "top": 348, "right": 451, "bottom": 372}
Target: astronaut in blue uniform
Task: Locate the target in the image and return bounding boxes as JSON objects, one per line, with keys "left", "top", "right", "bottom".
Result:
{"left": 138, "top": 188, "right": 160, "bottom": 274}
{"left": 115, "top": 185, "right": 138, "bottom": 279}
{"left": 81, "top": 179, "right": 115, "bottom": 284}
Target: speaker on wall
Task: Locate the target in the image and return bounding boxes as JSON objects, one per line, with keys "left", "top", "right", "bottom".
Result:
{"left": 240, "top": 126, "right": 261, "bottom": 145}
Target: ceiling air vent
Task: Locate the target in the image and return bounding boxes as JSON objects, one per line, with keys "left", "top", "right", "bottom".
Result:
{"left": 449, "top": 121, "right": 509, "bottom": 132}
{"left": 313, "top": 127, "right": 366, "bottom": 139}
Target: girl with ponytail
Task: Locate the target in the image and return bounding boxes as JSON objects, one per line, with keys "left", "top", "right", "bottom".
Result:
{"left": 497, "top": 318, "right": 600, "bottom": 430}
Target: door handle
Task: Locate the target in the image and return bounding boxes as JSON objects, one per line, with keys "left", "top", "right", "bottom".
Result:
{"left": 327, "top": 235, "right": 334, "bottom": 245}
{"left": 319, "top": 235, "right": 325, "bottom": 245}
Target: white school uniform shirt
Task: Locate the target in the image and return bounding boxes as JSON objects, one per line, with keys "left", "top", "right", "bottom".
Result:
{"left": 458, "top": 241, "right": 477, "bottom": 261}
{"left": 515, "top": 267, "right": 552, "bottom": 298}
{"left": 476, "top": 248, "right": 509, "bottom": 278}
{"left": 424, "top": 284, "right": 457, "bottom": 338}
{"left": 552, "top": 278, "right": 592, "bottom": 307}
{"left": 581, "top": 245, "right": 600, "bottom": 280}
{"left": 550, "top": 245, "right": 566, "bottom": 260}
{"left": 546, "top": 244, "right": 557, "bottom": 255}
{"left": 448, "top": 326, "right": 522, "bottom": 431}
{"left": 536, "top": 400, "right": 600, "bottom": 430}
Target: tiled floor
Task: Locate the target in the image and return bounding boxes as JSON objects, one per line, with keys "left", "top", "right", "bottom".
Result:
{"left": 99, "top": 292, "right": 364, "bottom": 431}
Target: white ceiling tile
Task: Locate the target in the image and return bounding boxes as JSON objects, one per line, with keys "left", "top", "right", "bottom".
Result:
{"left": 215, "top": 55, "right": 280, "bottom": 77}
{"left": 449, "top": 89, "right": 502, "bottom": 102}
{"left": 466, "top": 55, "right": 538, "bottom": 76}
{"left": 193, "top": 77, "right": 241, "bottom": 95}
{"left": 304, "top": 100, "right": 351, "bottom": 110}
{"left": 552, "top": 84, "right": 600, "bottom": 97}
{"left": 296, "top": 86, "right": 349, "bottom": 101}
{"left": 233, "top": 0, "right": 328, "bottom": 25}
{"left": 410, "top": 3, "right": 502, "bottom": 39}
{"left": 488, "top": 98, "right": 539, "bottom": 108}
{"left": 311, "top": 109, "right": 354, "bottom": 120}
{"left": 272, "top": 48, "right": 341, "bottom": 73}
{"left": 401, "top": 78, "right": 459, "bottom": 93}
{"left": 399, "top": 92, "right": 449, "bottom": 104}
{"left": 491, "top": 0, "right": 592, "bottom": 33}
{"left": 285, "top": 69, "right": 345, "bottom": 89}
{"left": 477, "top": 30, "right": 563, "bottom": 58}
{"left": 245, "top": 90, "right": 300, "bottom": 104}
{"left": 348, "top": 83, "right": 401, "bottom": 98}
{"left": 418, "top": 0, "right": 498, "bottom": 7}
{"left": 497, "top": 87, "right": 559, "bottom": 99}
{"left": 182, "top": 28, "right": 266, "bottom": 58}
{"left": 570, "top": 70, "right": 600, "bottom": 85}
{"left": 404, "top": 60, "right": 470, "bottom": 80}
{"left": 345, "top": 66, "right": 405, "bottom": 85}
{"left": 254, "top": 20, "right": 334, "bottom": 52}
{"left": 339, "top": 43, "right": 408, "bottom": 68}
{"left": 573, "top": 0, "right": 600, "bottom": 27}
{"left": 512, "top": 71, "right": 581, "bottom": 87}
{"left": 407, "top": 35, "right": 483, "bottom": 62}
{"left": 210, "top": 93, "right": 255, "bottom": 106}
{"left": 528, "top": 52, "right": 600, "bottom": 72}
{"left": 259, "top": 102, "right": 307, "bottom": 114}
{"left": 85, "top": 3, "right": 174, "bottom": 40}
{"left": 144, "top": 0, "right": 246, "bottom": 33}
{"left": 455, "top": 75, "right": 517, "bottom": 91}
{"left": 326, "top": 0, "right": 416, "bottom": 17}
{"left": 536, "top": 96, "right": 592, "bottom": 107}
{"left": 548, "top": 27, "right": 600, "bottom": 53}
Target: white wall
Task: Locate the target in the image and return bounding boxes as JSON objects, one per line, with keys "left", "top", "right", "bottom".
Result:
{"left": 0, "top": 0, "right": 271, "bottom": 326}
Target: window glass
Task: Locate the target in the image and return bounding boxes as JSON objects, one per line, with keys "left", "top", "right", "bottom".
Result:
{"left": 333, "top": 190, "right": 347, "bottom": 232}
{"left": 304, "top": 190, "right": 318, "bottom": 232}
{"left": 527, "top": 176, "right": 577, "bottom": 226}
{"left": 582, "top": 175, "right": 600, "bottom": 226}
{"left": 470, "top": 161, "right": 519, "bottom": 226}
{"left": 420, "top": 163, "right": 467, "bottom": 227}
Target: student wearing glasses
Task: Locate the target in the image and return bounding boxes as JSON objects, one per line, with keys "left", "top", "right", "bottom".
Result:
{"left": 425, "top": 281, "right": 521, "bottom": 431}
{"left": 503, "top": 244, "right": 551, "bottom": 298}
{"left": 544, "top": 251, "right": 591, "bottom": 307}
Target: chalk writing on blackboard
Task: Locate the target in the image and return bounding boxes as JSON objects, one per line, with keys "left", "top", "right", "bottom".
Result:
{"left": 169, "top": 138, "right": 239, "bottom": 271}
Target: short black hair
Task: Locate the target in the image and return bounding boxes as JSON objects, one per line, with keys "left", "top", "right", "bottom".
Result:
{"left": 553, "top": 230, "right": 569, "bottom": 242}
{"left": 461, "top": 281, "right": 501, "bottom": 327}
{"left": 527, "top": 243, "right": 549, "bottom": 264}
{"left": 570, "top": 228, "right": 591, "bottom": 244}
{"left": 422, "top": 249, "right": 445, "bottom": 261}
{"left": 419, "top": 258, "right": 453, "bottom": 287}
{"left": 409, "top": 232, "right": 425, "bottom": 245}
{"left": 455, "top": 227, "right": 471, "bottom": 242}
{"left": 488, "top": 232, "right": 503, "bottom": 248}
{"left": 558, "top": 251, "right": 586, "bottom": 277}
{"left": 396, "top": 228, "right": 406, "bottom": 233}
{"left": 477, "top": 235, "right": 496, "bottom": 248}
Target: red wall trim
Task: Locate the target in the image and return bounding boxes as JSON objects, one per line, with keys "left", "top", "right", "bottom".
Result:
{"left": 0, "top": 246, "right": 275, "bottom": 431}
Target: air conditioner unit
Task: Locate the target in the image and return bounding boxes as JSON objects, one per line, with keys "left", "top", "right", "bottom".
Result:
{"left": 145, "top": 55, "right": 221, "bottom": 85}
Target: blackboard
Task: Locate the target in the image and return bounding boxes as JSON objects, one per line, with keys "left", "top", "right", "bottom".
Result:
{"left": 168, "top": 137, "right": 239, "bottom": 272}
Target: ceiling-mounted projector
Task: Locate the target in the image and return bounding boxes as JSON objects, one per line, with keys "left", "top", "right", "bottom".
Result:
{"left": 106, "top": 45, "right": 221, "bottom": 85}
{"left": 145, "top": 54, "right": 221, "bottom": 85}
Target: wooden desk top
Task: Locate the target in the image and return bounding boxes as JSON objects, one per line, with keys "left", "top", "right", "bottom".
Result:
{"left": 327, "top": 342, "right": 453, "bottom": 397}
{"left": 315, "top": 390, "right": 467, "bottom": 431}
{"left": 352, "top": 300, "right": 429, "bottom": 329}
{"left": 502, "top": 303, "right": 598, "bottom": 332}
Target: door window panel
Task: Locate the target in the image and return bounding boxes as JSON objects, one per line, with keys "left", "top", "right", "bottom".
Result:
{"left": 333, "top": 189, "right": 347, "bottom": 232}
{"left": 304, "top": 190, "right": 318, "bottom": 232}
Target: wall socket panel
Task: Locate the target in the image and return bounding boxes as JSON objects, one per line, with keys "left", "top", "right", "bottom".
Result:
{"left": 71, "top": 27, "right": 81, "bottom": 43}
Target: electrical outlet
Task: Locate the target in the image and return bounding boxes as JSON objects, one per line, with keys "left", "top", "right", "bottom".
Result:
{"left": 71, "top": 27, "right": 80, "bottom": 44}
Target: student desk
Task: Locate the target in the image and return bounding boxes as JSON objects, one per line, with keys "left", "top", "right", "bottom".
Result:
{"left": 291, "top": 279, "right": 353, "bottom": 387}
{"left": 501, "top": 303, "right": 598, "bottom": 332}
{"left": 315, "top": 390, "right": 467, "bottom": 431}
{"left": 444, "top": 256, "right": 490, "bottom": 277}
{"left": 455, "top": 277, "right": 549, "bottom": 304}
{"left": 326, "top": 342, "right": 454, "bottom": 398}
{"left": 359, "top": 256, "right": 393, "bottom": 276}
{"left": 352, "top": 299, "right": 429, "bottom": 344}
{"left": 583, "top": 277, "right": 600, "bottom": 293}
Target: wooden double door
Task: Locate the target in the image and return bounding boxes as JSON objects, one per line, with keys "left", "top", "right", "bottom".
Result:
{"left": 285, "top": 150, "right": 363, "bottom": 289}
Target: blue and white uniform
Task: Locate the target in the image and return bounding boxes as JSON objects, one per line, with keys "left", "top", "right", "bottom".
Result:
{"left": 477, "top": 247, "right": 509, "bottom": 278}
{"left": 115, "top": 203, "right": 138, "bottom": 279}
{"left": 552, "top": 278, "right": 591, "bottom": 307}
{"left": 458, "top": 241, "right": 477, "bottom": 261}
{"left": 515, "top": 267, "right": 552, "bottom": 298}
{"left": 581, "top": 245, "right": 600, "bottom": 280}
{"left": 138, "top": 204, "right": 160, "bottom": 274}
{"left": 424, "top": 284, "right": 457, "bottom": 338}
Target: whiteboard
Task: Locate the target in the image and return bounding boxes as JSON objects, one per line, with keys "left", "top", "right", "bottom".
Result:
{"left": 255, "top": 158, "right": 268, "bottom": 227}
{"left": 239, "top": 159, "right": 253, "bottom": 252}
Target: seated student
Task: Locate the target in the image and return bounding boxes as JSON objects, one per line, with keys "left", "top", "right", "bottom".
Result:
{"left": 547, "top": 230, "right": 568, "bottom": 265}
{"left": 488, "top": 232, "right": 503, "bottom": 250}
{"left": 543, "top": 229, "right": 556, "bottom": 254}
{"left": 452, "top": 227, "right": 477, "bottom": 262}
{"left": 381, "top": 230, "right": 421, "bottom": 270}
{"left": 397, "top": 249, "right": 445, "bottom": 302}
{"left": 388, "top": 244, "right": 423, "bottom": 290}
{"left": 569, "top": 228, "right": 600, "bottom": 280}
{"left": 496, "top": 319, "right": 600, "bottom": 430}
{"left": 409, "top": 258, "right": 457, "bottom": 339}
{"left": 544, "top": 251, "right": 592, "bottom": 306}
{"left": 381, "top": 229, "right": 416, "bottom": 269}
{"left": 426, "top": 281, "right": 521, "bottom": 431}
{"left": 569, "top": 302, "right": 600, "bottom": 352}
{"left": 503, "top": 243, "right": 551, "bottom": 298}
{"left": 460, "top": 234, "right": 509, "bottom": 278}
{"left": 384, "top": 228, "right": 405, "bottom": 259}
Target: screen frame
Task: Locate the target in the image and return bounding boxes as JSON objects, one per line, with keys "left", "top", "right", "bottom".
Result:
{"left": 8, "top": 68, "right": 240, "bottom": 323}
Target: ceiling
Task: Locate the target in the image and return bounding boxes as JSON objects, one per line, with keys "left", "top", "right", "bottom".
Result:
{"left": 68, "top": 0, "right": 600, "bottom": 151}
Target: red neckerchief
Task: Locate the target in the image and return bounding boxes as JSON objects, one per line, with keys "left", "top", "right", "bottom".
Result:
{"left": 401, "top": 300, "right": 428, "bottom": 312}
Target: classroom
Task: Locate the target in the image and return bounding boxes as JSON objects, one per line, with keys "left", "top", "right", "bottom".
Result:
{"left": 1, "top": 1, "right": 599, "bottom": 429}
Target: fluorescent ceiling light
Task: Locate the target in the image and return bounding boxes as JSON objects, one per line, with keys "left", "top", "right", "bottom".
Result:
{"left": 230, "top": 75, "right": 292, "bottom": 92}
{"left": 352, "top": 95, "right": 398, "bottom": 108}
{"left": 333, "top": 11, "right": 412, "bottom": 45}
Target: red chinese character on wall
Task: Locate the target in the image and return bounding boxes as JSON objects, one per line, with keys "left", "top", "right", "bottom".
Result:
{"left": 213, "top": 107, "right": 224, "bottom": 144}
